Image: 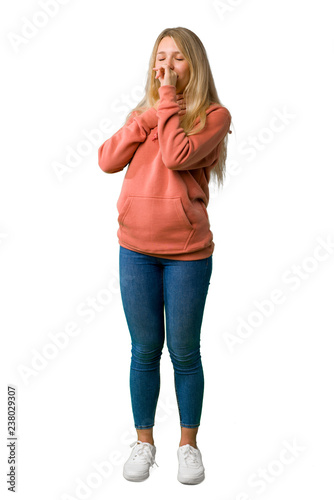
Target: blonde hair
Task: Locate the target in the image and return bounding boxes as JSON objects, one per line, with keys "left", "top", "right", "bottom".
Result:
{"left": 124, "top": 27, "right": 232, "bottom": 189}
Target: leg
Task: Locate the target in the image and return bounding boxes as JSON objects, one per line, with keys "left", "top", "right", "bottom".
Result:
{"left": 180, "top": 426, "right": 198, "bottom": 448}
{"left": 119, "top": 246, "right": 165, "bottom": 443}
{"left": 163, "top": 255, "right": 213, "bottom": 447}
{"left": 136, "top": 428, "right": 154, "bottom": 446}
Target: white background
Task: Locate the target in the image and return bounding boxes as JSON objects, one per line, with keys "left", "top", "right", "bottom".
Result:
{"left": 1, "top": 0, "right": 333, "bottom": 498}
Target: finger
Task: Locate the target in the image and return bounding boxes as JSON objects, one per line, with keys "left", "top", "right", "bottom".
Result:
{"left": 154, "top": 68, "right": 163, "bottom": 79}
{"left": 153, "top": 66, "right": 165, "bottom": 75}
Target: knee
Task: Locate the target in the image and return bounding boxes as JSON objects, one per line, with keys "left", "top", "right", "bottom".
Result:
{"left": 131, "top": 343, "right": 163, "bottom": 370}
{"left": 167, "top": 346, "right": 202, "bottom": 373}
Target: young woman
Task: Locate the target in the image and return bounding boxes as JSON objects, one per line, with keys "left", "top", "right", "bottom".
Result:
{"left": 98, "top": 27, "right": 232, "bottom": 485}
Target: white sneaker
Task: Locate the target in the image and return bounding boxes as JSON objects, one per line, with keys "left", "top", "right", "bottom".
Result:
{"left": 123, "top": 440, "right": 158, "bottom": 482}
{"left": 177, "top": 444, "right": 205, "bottom": 485}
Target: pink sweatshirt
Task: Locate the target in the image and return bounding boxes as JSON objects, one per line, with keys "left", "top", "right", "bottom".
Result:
{"left": 98, "top": 84, "right": 231, "bottom": 260}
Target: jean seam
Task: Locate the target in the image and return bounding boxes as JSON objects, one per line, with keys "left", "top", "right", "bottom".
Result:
{"left": 180, "top": 423, "right": 200, "bottom": 428}
{"left": 174, "top": 373, "right": 182, "bottom": 425}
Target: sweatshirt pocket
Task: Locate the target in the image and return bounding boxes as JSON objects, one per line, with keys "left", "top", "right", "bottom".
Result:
{"left": 118, "top": 196, "right": 195, "bottom": 253}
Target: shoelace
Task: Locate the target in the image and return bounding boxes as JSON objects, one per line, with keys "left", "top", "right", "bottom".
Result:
{"left": 180, "top": 445, "right": 200, "bottom": 466}
{"left": 130, "top": 441, "right": 159, "bottom": 468}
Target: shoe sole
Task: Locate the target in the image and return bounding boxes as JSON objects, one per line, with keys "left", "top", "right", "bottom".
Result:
{"left": 123, "top": 470, "right": 150, "bottom": 482}
{"left": 177, "top": 472, "right": 205, "bottom": 485}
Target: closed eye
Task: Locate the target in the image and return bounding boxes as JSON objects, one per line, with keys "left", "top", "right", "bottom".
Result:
{"left": 158, "top": 58, "right": 183, "bottom": 61}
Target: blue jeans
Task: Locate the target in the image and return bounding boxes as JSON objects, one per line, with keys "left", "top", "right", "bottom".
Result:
{"left": 119, "top": 245, "right": 213, "bottom": 429}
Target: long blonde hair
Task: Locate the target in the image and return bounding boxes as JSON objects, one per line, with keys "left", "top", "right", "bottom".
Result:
{"left": 124, "top": 27, "right": 232, "bottom": 188}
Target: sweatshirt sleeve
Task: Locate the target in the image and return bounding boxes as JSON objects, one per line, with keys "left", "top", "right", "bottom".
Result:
{"left": 98, "top": 107, "right": 158, "bottom": 173}
{"left": 156, "top": 85, "right": 231, "bottom": 171}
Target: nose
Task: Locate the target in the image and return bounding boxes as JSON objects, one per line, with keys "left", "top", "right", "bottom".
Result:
{"left": 165, "top": 56, "right": 174, "bottom": 69}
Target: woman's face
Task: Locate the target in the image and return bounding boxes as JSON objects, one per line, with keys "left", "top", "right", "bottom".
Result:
{"left": 155, "top": 36, "right": 190, "bottom": 93}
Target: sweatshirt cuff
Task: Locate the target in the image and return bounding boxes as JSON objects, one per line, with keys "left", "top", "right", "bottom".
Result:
{"left": 158, "top": 84, "right": 178, "bottom": 102}
{"left": 135, "top": 106, "right": 158, "bottom": 131}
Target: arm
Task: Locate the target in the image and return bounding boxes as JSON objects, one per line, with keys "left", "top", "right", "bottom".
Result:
{"left": 98, "top": 107, "right": 158, "bottom": 173}
{"left": 156, "top": 85, "right": 231, "bottom": 171}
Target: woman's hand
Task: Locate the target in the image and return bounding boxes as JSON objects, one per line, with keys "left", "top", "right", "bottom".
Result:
{"left": 177, "top": 94, "right": 187, "bottom": 116}
{"left": 153, "top": 63, "right": 178, "bottom": 87}
{"left": 154, "top": 93, "right": 186, "bottom": 116}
